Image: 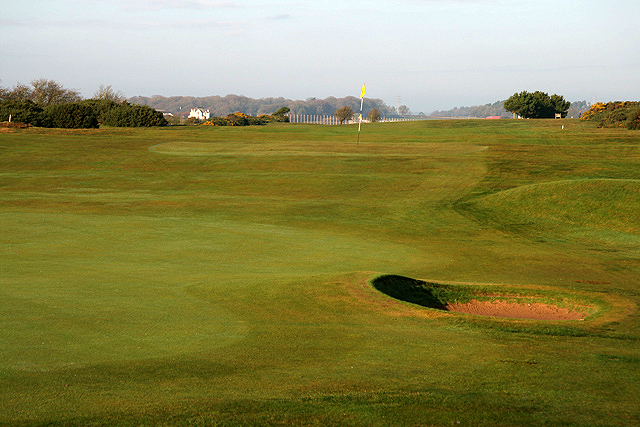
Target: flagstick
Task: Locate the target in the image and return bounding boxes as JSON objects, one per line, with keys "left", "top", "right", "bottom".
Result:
{"left": 357, "top": 94, "right": 364, "bottom": 145}
{"left": 357, "top": 83, "right": 366, "bottom": 145}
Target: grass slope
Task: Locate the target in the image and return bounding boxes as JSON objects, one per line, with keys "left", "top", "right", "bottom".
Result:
{"left": 0, "top": 120, "right": 639, "bottom": 426}
{"left": 463, "top": 178, "right": 640, "bottom": 248}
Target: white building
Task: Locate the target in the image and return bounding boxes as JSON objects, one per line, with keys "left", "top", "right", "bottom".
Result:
{"left": 189, "top": 108, "right": 211, "bottom": 120}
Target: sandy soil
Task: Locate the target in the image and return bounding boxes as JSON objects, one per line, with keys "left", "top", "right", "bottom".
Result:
{"left": 446, "top": 300, "right": 588, "bottom": 320}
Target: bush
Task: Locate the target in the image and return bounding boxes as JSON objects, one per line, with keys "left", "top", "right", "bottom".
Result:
{"left": 200, "top": 108, "right": 287, "bottom": 127}
{"left": 580, "top": 101, "right": 640, "bottom": 130}
{"left": 627, "top": 109, "right": 640, "bottom": 130}
{"left": 0, "top": 100, "right": 45, "bottom": 126}
{"left": 269, "top": 107, "right": 290, "bottom": 122}
{"left": 79, "top": 99, "right": 120, "bottom": 123}
{"left": 226, "top": 112, "right": 249, "bottom": 126}
{"left": 43, "top": 103, "right": 98, "bottom": 128}
{"left": 101, "top": 103, "right": 167, "bottom": 127}
{"left": 202, "top": 117, "right": 230, "bottom": 126}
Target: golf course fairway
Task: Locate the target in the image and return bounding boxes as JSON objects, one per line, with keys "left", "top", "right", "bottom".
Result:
{"left": 1, "top": 119, "right": 639, "bottom": 426}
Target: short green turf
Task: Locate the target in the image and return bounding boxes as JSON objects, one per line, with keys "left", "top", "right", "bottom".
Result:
{"left": 1, "top": 120, "right": 639, "bottom": 426}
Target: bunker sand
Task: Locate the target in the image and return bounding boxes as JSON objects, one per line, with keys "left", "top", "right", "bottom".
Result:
{"left": 447, "top": 300, "right": 588, "bottom": 320}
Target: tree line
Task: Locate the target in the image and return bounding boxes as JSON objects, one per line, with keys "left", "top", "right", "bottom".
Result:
{"left": 129, "top": 94, "right": 398, "bottom": 118}
{"left": 431, "top": 100, "right": 511, "bottom": 118}
{"left": 432, "top": 97, "right": 589, "bottom": 119}
{"left": 1, "top": 80, "right": 166, "bottom": 128}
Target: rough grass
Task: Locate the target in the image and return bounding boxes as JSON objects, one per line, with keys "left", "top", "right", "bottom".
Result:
{"left": 1, "top": 120, "right": 639, "bottom": 426}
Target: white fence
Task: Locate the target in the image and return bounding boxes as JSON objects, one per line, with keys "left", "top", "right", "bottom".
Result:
{"left": 286, "top": 113, "right": 426, "bottom": 125}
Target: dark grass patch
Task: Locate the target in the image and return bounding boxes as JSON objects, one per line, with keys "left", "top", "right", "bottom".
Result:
{"left": 9, "top": 387, "right": 628, "bottom": 427}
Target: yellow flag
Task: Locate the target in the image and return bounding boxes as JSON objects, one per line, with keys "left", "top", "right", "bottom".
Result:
{"left": 359, "top": 114, "right": 363, "bottom": 120}
{"left": 360, "top": 83, "right": 366, "bottom": 98}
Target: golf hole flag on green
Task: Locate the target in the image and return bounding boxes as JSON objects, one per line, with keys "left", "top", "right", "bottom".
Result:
{"left": 358, "top": 83, "right": 365, "bottom": 144}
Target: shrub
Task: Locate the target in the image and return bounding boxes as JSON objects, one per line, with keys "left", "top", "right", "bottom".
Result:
{"left": 269, "top": 107, "right": 290, "bottom": 122}
{"left": 102, "top": 103, "right": 167, "bottom": 127}
{"left": 201, "top": 108, "right": 286, "bottom": 127}
{"left": 226, "top": 112, "right": 249, "bottom": 126}
{"left": 580, "top": 101, "right": 640, "bottom": 130}
{"left": 0, "top": 100, "right": 45, "bottom": 126}
{"left": 43, "top": 103, "right": 99, "bottom": 128}
{"left": 202, "top": 117, "right": 230, "bottom": 126}
{"left": 626, "top": 107, "right": 640, "bottom": 130}
{"left": 79, "top": 99, "right": 120, "bottom": 124}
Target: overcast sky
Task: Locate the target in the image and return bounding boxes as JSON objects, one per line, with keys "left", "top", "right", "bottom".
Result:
{"left": 2, "top": 0, "right": 639, "bottom": 113}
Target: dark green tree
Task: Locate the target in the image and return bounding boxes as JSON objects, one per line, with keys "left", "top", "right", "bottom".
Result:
{"left": 79, "top": 99, "right": 119, "bottom": 123}
{"left": 270, "top": 107, "right": 290, "bottom": 122}
{"left": 551, "top": 94, "right": 571, "bottom": 118}
{"left": 43, "top": 103, "right": 98, "bottom": 128}
{"left": 272, "top": 107, "right": 290, "bottom": 116}
{"left": 102, "top": 103, "right": 167, "bottom": 127}
{"left": 0, "top": 100, "right": 45, "bottom": 125}
{"left": 504, "top": 91, "right": 570, "bottom": 118}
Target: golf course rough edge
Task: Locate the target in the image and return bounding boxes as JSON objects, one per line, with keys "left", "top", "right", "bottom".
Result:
{"left": 367, "top": 274, "right": 611, "bottom": 322}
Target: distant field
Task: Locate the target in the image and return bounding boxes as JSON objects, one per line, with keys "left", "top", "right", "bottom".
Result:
{"left": 1, "top": 120, "right": 639, "bottom": 426}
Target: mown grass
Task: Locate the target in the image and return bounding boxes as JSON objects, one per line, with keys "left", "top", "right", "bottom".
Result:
{"left": 1, "top": 119, "right": 639, "bottom": 426}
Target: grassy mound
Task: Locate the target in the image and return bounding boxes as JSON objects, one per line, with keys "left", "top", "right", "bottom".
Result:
{"left": 462, "top": 179, "right": 640, "bottom": 245}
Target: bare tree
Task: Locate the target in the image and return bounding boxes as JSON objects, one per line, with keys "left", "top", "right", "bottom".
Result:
{"left": 1, "top": 83, "right": 32, "bottom": 102}
{"left": 93, "top": 84, "right": 126, "bottom": 102}
{"left": 30, "top": 79, "right": 82, "bottom": 105}
{"left": 0, "top": 81, "right": 7, "bottom": 101}
{"left": 367, "top": 108, "right": 380, "bottom": 123}
{"left": 334, "top": 106, "right": 353, "bottom": 124}
{"left": 398, "top": 105, "right": 411, "bottom": 116}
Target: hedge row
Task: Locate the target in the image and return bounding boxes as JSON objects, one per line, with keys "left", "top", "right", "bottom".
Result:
{"left": 0, "top": 99, "right": 167, "bottom": 128}
{"left": 201, "top": 108, "right": 290, "bottom": 127}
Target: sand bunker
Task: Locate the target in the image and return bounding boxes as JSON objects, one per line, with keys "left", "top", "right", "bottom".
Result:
{"left": 370, "top": 275, "right": 593, "bottom": 321}
{"left": 446, "top": 300, "right": 588, "bottom": 320}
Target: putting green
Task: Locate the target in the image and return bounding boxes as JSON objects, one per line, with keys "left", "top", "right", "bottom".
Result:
{"left": 0, "top": 211, "right": 425, "bottom": 371}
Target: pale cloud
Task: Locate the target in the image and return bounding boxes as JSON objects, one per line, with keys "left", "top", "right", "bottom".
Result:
{"left": 268, "top": 14, "right": 292, "bottom": 21}
{"left": 2, "top": 0, "right": 639, "bottom": 112}
{"left": 118, "top": 0, "right": 241, "bottom": 11}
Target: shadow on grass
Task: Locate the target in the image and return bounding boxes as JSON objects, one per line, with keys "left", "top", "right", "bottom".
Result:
{"left": 370, "top": 275, "right": 452, "bottom": 310}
